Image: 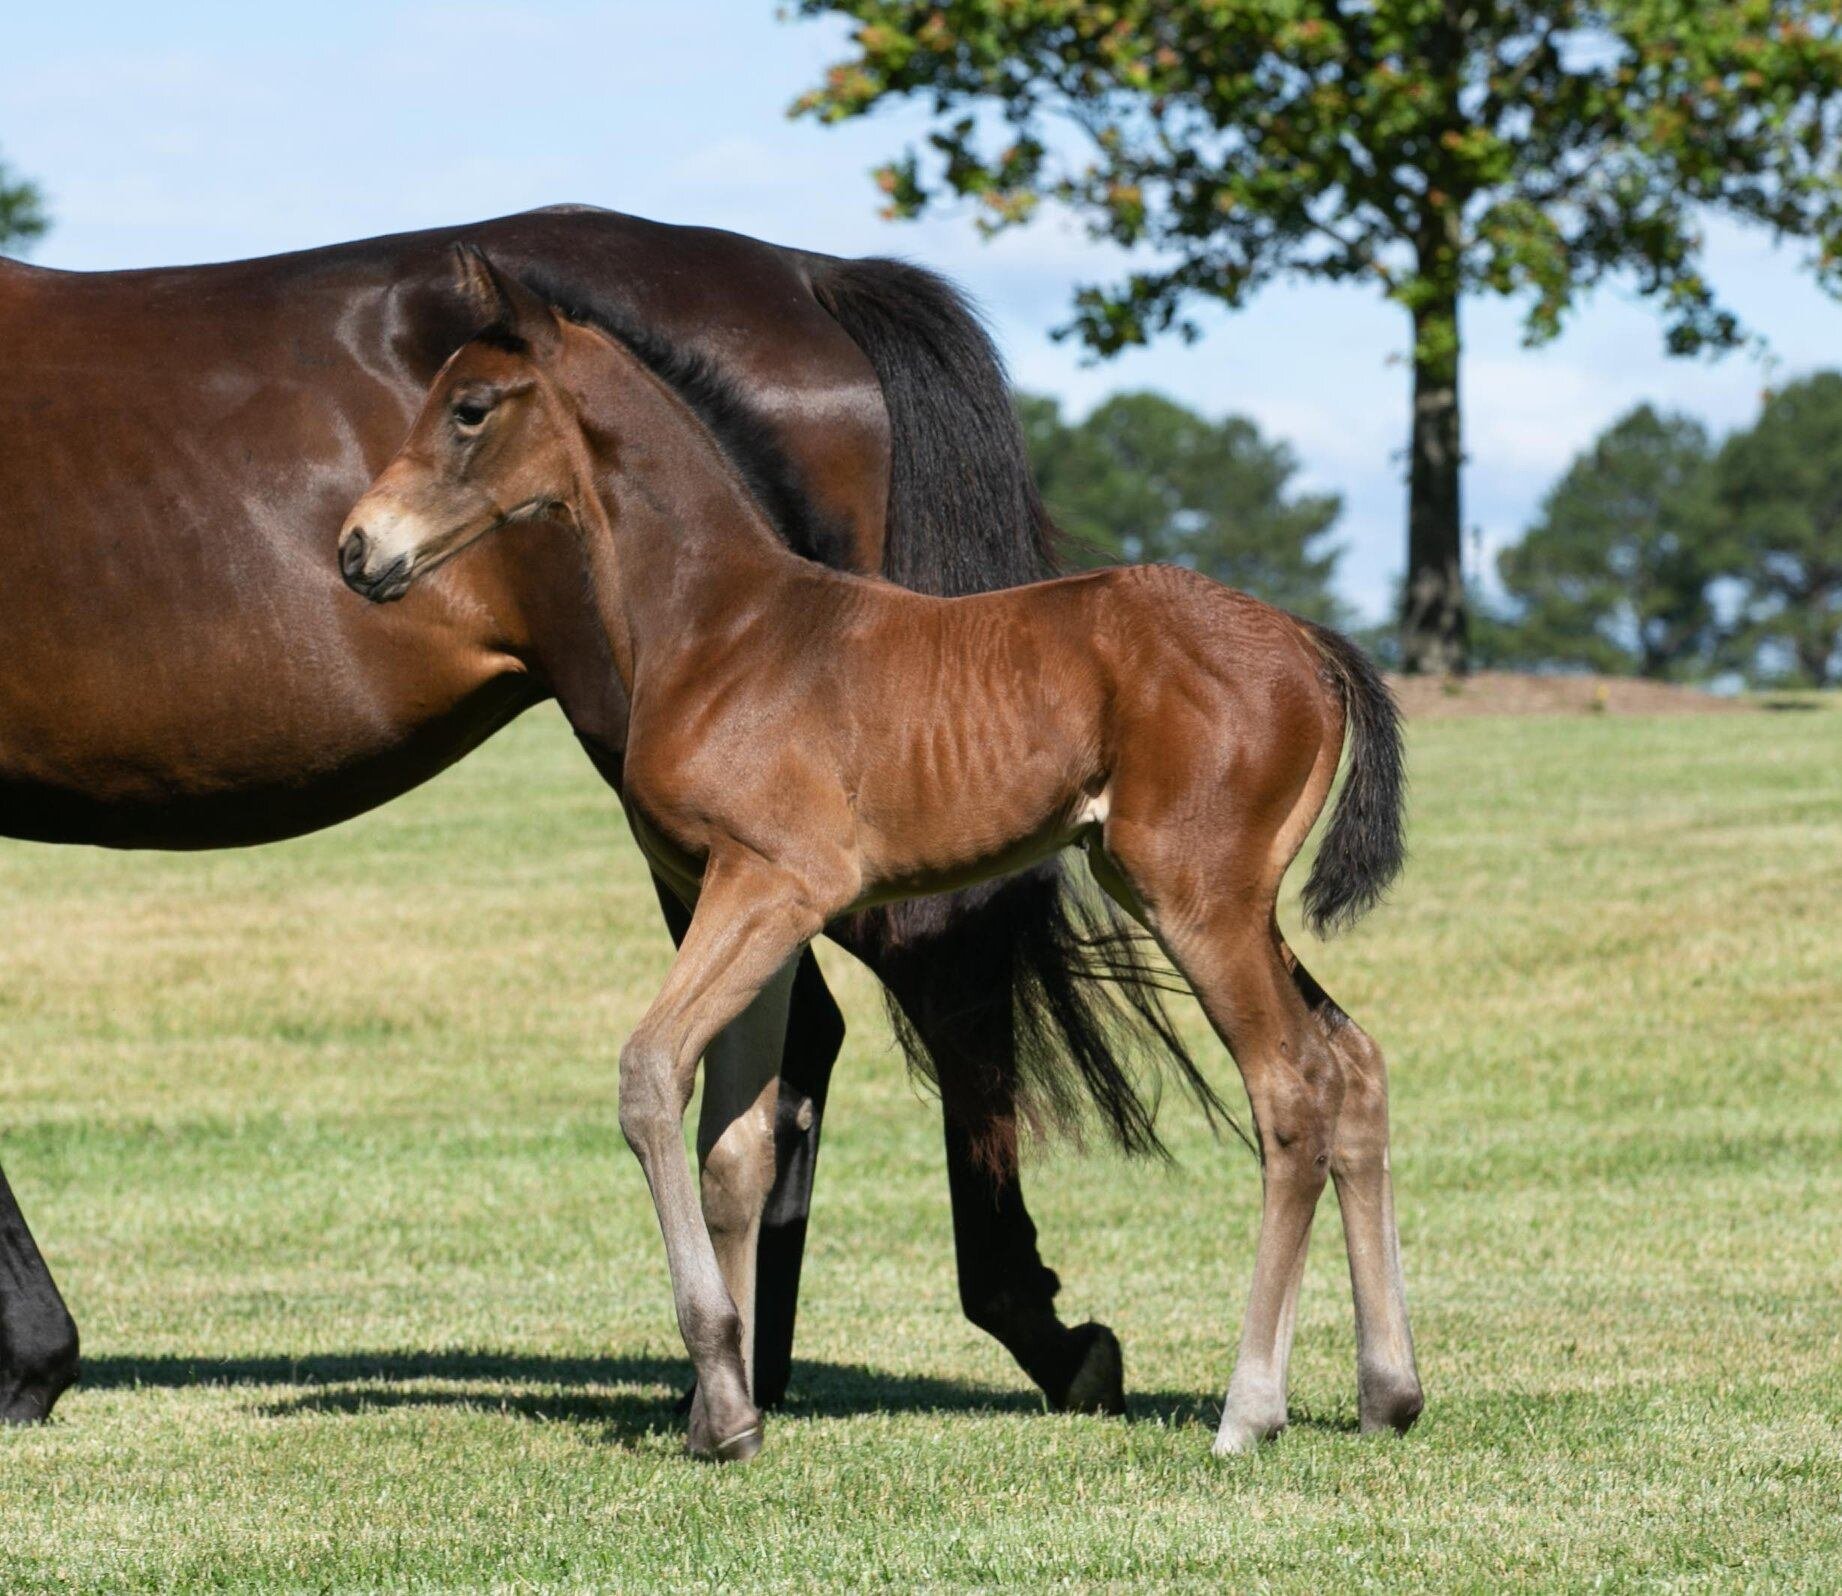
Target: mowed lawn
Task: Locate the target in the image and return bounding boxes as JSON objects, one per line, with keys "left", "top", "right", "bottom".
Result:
{"left": 1, "top": 704, "right": 1838, "bottom": 1590}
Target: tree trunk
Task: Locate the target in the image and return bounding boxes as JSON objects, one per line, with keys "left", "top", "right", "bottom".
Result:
{"left": 1399, "top": 292, "right": 1468, "bottom": 675}
{"left": 1797, "top": 623, "right": 1835, "bottom": 687}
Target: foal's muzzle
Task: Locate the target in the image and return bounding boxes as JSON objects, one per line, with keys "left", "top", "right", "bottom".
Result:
{"left": 338, "top": 525, "right": 413, "bottom": 604}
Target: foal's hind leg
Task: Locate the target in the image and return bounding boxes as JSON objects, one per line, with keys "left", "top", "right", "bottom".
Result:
{"left": 1094, "top": 842, "right": 1341, "bottom": 1454}
{"left": 1286, "top": 952, "right": 1423, "bottom": 1434}
{"left": 1193, "top": 933, "right": 1343, "bottom": 1455}
{"left": 618, "top": 852, "right": 826, "bottom": 1462}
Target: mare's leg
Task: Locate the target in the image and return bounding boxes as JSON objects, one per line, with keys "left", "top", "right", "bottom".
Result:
{"left": 1093, "top": 839, "right": 1340, "bottom": 1455}
{"left": 1287, "top": 952, "right": 1424, "bottom": 1434}
{"left": 873, "top": 936, "right": 1125, "bottom": 1415}
{"left": 750, "top": 953, "right": 844, "bottom": 1407}
{"left": 653, "top": 876, "right": 844, "bottom": 1409}
{"left": 0, "top": 1163, "right": 79, "bottom": 1423}
{"left": 619, "top": 853, "right": 824, "bottom": 1462}
{"left": 940, "top": 1119, "right": 1124, "bottom": 1415}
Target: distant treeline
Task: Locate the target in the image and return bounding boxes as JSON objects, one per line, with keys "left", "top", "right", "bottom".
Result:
{"left": 1023, "top": 375, "right": 1842, "bottom": 687}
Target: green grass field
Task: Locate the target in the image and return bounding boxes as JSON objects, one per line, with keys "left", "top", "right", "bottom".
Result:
{"left": 1, "top": 705, "right": 1838, "bottom": 1590}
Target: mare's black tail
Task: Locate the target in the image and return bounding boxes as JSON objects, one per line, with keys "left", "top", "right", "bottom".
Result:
{"left": 808, "top": 255, "right": 1230, "bottom": 1167}
{"left": 1301, "top": 624, "right": 1408, "bottom": 937}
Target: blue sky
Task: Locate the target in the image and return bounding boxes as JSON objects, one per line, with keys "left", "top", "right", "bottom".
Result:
{"left": 5, "top": 1, "right": 1836, "bottom": 619}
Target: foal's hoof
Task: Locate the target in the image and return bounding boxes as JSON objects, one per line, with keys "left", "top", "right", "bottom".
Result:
{"left": 1053, "top": 1322, "right": 1126, "bottom": 1417}
{"left": 1211, "top": 1413, "right": 1285, "bottom": 1457}
{"left": 687, "top": 1421, "right": 764, "bottom": 1464}
{"left": 686, "top": 1385, "right": 764, "bottom": 1464}
{"left": 1358, "top": 1371, "right": 1425, "bottom": 1436}
{"left": 713, "top": 1424, "right": 764, "bottom": 1464}
{"left": 1212, "top": 1385, "right": 1287, "bottom": 1457}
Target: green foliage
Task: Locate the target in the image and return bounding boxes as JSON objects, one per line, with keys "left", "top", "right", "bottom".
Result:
{"left": 1021, "top": 389, "right": 1347, "bottom": 622}
{"left": 1715, "top": 371, "right": 1842, "bottom": 684}
{"left": 791, "top": 3, "right": 1842, "bottom": 358}
{"left": 0, "top": 148, "right": 48, "bottom": 255}
{"left": 792, "top": 1, "right": 1842, "bottom": 668}
{"left": 1497, "top": 405, "right": 1723, "bottom": 678}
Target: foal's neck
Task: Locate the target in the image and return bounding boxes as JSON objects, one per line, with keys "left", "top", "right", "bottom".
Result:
{"left": 564, "top": 333, "right": 808, "bottom": 681}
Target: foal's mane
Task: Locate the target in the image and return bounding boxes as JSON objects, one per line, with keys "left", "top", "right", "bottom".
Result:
{"left": 483, "top": 277, "right": 856, "bottom": 571}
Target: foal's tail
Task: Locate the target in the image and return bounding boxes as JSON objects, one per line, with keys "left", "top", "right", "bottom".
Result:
{"left": 1300, "top": 624, "right": 1407, "bottom": 938}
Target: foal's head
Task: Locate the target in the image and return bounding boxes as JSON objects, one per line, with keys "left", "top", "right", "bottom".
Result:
{"left": 340, "top": 248, "right": 589, "bottom": 603}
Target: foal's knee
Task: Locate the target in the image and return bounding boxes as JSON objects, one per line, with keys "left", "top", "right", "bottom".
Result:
{"left": 618, "top": 1038, "right": 685, "bottom": 1158}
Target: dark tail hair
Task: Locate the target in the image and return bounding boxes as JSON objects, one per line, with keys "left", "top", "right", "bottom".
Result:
{"left": 808, "top": 255, "right": 1057, "bottom": 593}
{"left": 1301, "top": 623, "right": 1408, "bottom": 937}
{"left": 809, "top": 254, "right": 1230, "bottom": 1166}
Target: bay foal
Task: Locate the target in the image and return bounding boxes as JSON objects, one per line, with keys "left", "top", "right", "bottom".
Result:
{"left": 341, "top": 254, "right": 1423, "bottom": 1462}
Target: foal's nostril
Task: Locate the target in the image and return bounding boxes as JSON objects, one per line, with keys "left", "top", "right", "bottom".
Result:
{"left": 340, "top": 528, "right": 369, "bottom": 578}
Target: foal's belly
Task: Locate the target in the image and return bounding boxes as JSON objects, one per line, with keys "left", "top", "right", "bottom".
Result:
{"left": 851, "top": 821, "right": 1083, "bottom": 911}
{"left": 851, "top": 762, "right": 1097, "bottom": 908}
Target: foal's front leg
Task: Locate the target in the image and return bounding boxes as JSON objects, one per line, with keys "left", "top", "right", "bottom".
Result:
{"left": 652, "top": 875, "right": 842, "bottom": 1411}
{"left": 696, "top": 953, "right": 800, "bottom": 1399}
{"left": 618, "top": 853, "right": 825, "bottom": 1462}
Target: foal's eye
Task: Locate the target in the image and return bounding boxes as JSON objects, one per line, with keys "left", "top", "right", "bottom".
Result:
{"left": 452, "top": 400, "right": 492, "bottom": 429}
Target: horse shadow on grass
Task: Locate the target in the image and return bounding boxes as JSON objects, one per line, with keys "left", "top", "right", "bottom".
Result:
{"left": 76, "top": 1349, "right": 1251, "bottom": 1445}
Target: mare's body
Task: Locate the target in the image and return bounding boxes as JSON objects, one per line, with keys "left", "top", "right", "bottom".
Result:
{"left": 344, "top": 262, "right": 1425, "bottom": 1461}
{"left": 0, "top": 209, "right": 869, "bottom": 846}
{"left": 0, "top": 209, "right": 1148, "bottom": 1424}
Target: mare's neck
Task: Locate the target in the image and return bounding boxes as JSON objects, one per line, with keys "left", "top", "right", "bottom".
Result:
{"left": 563, "top": 337, "right": 806, "bottom": 689}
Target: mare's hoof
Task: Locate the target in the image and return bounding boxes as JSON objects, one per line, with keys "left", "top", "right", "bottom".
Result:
{"left": 1054, "top": 1322, "right": 1126, "bottom": 1417}
{"left": 0, "top": 1360, "right": 79, "bottom": 1426}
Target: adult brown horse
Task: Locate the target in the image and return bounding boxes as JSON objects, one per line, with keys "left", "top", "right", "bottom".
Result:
{"left": 342, "top": 254, "right": 1423, "bottom": 1462}
{"left": 0, "top": 207, "right": 1191, "bottom": 1425}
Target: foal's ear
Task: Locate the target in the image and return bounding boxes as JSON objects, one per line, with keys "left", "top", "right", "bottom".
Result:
{"left": 450, "top": 243, "right": 558, "bottom": 349}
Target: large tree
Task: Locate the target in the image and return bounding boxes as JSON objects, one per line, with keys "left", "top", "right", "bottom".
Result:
{"left": 1497, "top": 405, "right": 1722, "bottom": 678}
{"left": 1715, "top": 371, "right": 1842, "bottom": 686}
{"left": 0, "top": 148, "right": 48, "bottom": 255}
{"left": 791, "top": 2, "right": 1842, "bottom": 672}
{"left": 1020, "top": 389, "right": 1347, "bottom": 622}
